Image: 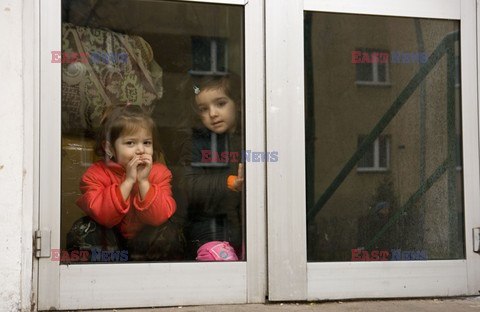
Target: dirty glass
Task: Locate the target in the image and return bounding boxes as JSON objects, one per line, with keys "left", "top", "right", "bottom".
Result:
{"left": 305, "top": 12, "right": 464, "bottom": 262}
{"left": 60, "top": 0, "right": 245, "bottom": 263}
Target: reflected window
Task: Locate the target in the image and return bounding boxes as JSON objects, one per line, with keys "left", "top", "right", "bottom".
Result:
{"left": 305, "top": 12, "right": 464, "bottom": 262}
{"left": 191, "top": 37, "right": 228, "bottom": 75}
{"left": 357, "top": 135, "right": 390, "bottom": 172}
{"left": 354, "top": 48, "right": 390, "bottom": 85}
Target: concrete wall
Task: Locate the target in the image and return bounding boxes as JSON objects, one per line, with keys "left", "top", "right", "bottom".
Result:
{"left": 0, "top": 0, "right": 35, "bottom": 311}
{"left": 0, "top": 0, "right": 24, "bottom": 310}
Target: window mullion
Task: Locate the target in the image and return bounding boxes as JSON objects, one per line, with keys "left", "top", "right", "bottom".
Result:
{"left": 372, "top": 62, "right": 379, "bottom": 83}
{"left": 211, "top": 39, "right": 218, "bottom": 72}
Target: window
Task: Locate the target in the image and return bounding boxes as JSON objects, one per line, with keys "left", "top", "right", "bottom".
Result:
{"left": 355, "top": 49, "right": 390, "bottom": 86}
{"left": 59, "top": 1, "right": 245, "bottom": 263}
{"left": 190, "top": 37, "right": 228, "bottom": 75}
{"left": 357, "top": 135, "right": 390, "bottom": 172}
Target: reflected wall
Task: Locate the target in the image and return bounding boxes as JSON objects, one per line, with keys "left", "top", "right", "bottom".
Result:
{"left": 305, "top": 12, "right": 463, "bottom": 261}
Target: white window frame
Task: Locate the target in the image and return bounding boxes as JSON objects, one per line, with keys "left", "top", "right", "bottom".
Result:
{"left": 267, "top": 0, "right": 480, "bottom": 301}
{"left": 36, "top": 0, "right": 265, "bottom": 310}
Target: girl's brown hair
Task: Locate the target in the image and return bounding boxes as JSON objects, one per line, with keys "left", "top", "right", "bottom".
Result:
{"left": 95, "top": 104, "right": 162, "bottom": 162}
{"left": 191, "top": 74, "right": 242, "bottom": 112}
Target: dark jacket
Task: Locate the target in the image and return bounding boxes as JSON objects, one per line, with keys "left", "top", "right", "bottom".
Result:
{"left": 178, "top": 127, "right": 243, "bottom": 258}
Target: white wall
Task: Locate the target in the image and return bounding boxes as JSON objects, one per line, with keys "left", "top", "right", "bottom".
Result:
{"left": 0, "top": 0, "right": 34, "bottom": 311}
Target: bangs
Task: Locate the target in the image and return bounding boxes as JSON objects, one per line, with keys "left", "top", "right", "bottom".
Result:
{"left": 95, "top": 104, "right": 162, "bottom": 162}
{"left": 118, "top": 118, "right": 153, "bottom": 137}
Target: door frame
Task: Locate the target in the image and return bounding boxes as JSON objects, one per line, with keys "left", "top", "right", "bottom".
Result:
{"left": 35, "top": 0, "right": 480, "bottom": 308}
{"left": 266, "top": 0, "right": 480, "bottom": 301}
{"left": 36, "top": 0, "right": 266, "bottom": 310}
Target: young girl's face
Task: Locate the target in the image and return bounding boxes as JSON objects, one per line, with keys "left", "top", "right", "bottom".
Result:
{"left": 195, "top": 87, "right": 236, "bottom": 134}
{"left": 110, "top": 127, "right": 154, "bottom": 168}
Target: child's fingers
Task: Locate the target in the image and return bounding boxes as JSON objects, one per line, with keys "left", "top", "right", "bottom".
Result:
{"left": 129, "top": 155, "right": 140, "bottom": 167}
{"left": 138, "top": 154, "right": 149, "bottom": 159}
{"left": 128, "top": 156, "right": 144, "bottom": 171}
{"left": 142, "top": 155, "right": 153, "bottom": 165}
{"left": 234, "top": 177, "right": 244, "bottom": 192}
{"left": 124, "top": 156, "right": 140, "bottom": 182}
{"left": 234, "top": 164, "right": 245, "bottom": 191}
{"left": 237, "top": 163, "right": 244, "bottom": 180}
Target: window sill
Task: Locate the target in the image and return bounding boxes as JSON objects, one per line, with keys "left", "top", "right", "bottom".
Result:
{"left": 355, "top": 81, "right": 392, "bottom": 87}
{"left": 189, "top": 70, "right": 228, "bottom": 76}
{"left": 357, "top": 168, "right": 389, "bottom": 173}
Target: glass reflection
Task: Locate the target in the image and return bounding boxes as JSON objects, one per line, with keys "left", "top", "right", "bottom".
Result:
{"left": 305, "top": 12, "right": 464, "bottom": 262}
{"left": 60, "top": 0, "right": 245, "bottom": 263}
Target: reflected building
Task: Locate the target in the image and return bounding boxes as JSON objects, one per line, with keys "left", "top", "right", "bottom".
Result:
{"left": 305, "top": 13, "right": 463, "bottom": 261}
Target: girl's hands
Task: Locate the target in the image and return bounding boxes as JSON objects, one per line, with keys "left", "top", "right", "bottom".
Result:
{"left": 120, "top": 156, "right": 142, "bottom": 201}
{"left": 232, "top": 163, "right": 244, "bottom": 191}
{"left": 121, "top": 154, "right": 152, "bottom": 201}
{"left": 124, "top": 154, "right": 153, "bottom": 183}
{"left": 136, "top": 154, "right": 153, "bottom": 183}
{"left": 125, "top": 154, "right": 153, "bottom": 184}
{"left": 136, "top": 154, "right": 152, "bottom": 200}
{"left": 124, "top": 155, "right": 141, "bottom": 184}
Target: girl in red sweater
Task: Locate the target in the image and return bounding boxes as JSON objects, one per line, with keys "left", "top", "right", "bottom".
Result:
{"left": 68, "top": 104, "right": 183, "bottom": 261}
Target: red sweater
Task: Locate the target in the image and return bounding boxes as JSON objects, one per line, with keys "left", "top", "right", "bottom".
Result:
{"left": 76, "top": 160, "right": 176, "bottom": 239}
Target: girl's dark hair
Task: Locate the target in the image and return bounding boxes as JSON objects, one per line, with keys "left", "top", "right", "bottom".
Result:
{"left": 95, "top": 104, "right": 162, "bottom": 162}
{"left": 190, "top": 74, "right": 242, "bottom": 113}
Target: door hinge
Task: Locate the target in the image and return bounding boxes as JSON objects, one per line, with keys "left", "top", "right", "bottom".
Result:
{"left": 473, "top": 228, "right": 480, "bottom": 253}
{"left": 34, "top": 229, "right": 51, "bottom": 258}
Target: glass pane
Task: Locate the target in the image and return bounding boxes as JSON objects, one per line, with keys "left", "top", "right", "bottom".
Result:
{"left": 60, "top": 0, "right": 245, "bottom": 263}
{"left": 356, "top": 62, "right": 373, "bottom": 82}
{"left": 357, "top": 136, "right": 374, "bottom": 168}
{"left": 305, "top": 12, "right": 464, "bottom": 262}
{"left": 377, "top": 62, "right": 387, "bottom": 82}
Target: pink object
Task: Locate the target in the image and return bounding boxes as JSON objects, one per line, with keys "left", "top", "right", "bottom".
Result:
{"left": 196, "top": 241, "right": 239, "bottom": 261}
